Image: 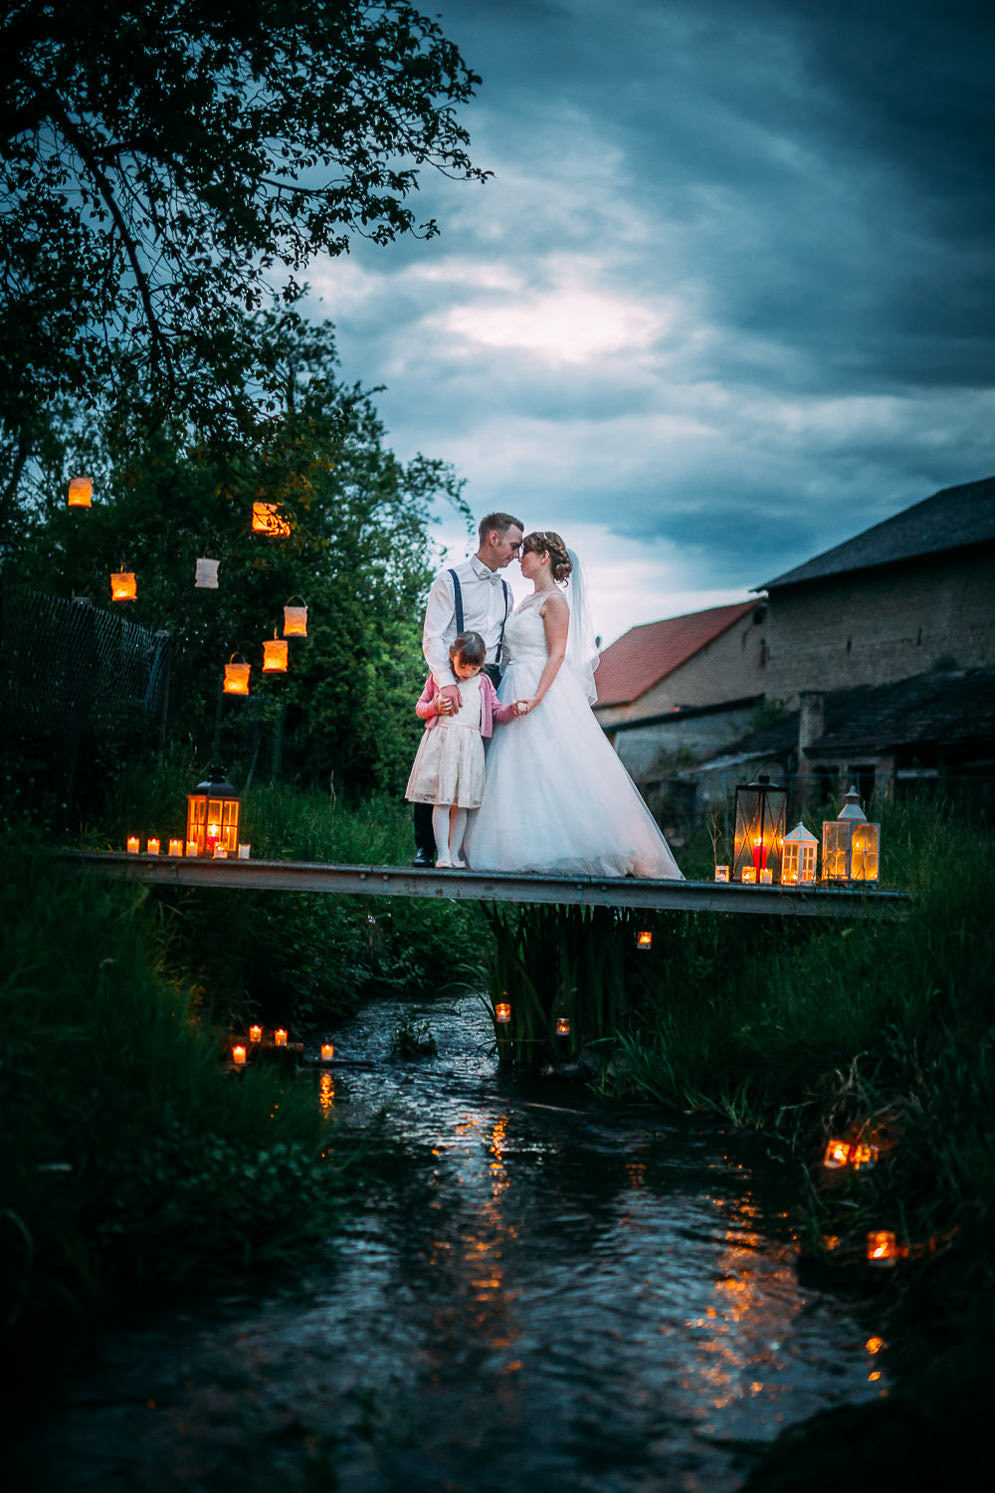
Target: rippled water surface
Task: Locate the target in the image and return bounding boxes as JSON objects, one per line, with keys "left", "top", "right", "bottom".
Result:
{"left": 25, "top": 995, "right": 888, "bottom": 1492}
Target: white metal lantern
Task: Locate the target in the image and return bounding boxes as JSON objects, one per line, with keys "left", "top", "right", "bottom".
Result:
{"left": 781, "top": 823, "right": 819, "bottom": 886}
{"left": 195, "top": 557, "right": 220, "bottom": 589}
{"left": 822, "top": 786, "right": 881, "bottom": 883}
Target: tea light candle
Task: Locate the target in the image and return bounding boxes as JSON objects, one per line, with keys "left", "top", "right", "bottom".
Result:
{"left": 126, "top": 836, "right": 140, "bottom": 854}
{"left": 741, "top": 866, "right": 757, "bottom": 884}
{"left": 274, "top": 1028, "right": 288, "bottom": 1047}
{"left": 249, "top": 1024, "right": 263, "bottom": 1044}
{"left": 636, "top": 930, "right": 653, "bottom": 950}
{"left": 186, "top": 840, "right": 198, "bottom": 858}
{"left": 147, "top": 837, "right": 160, "bottom": 855}
{"left": 714, "top": 865, "right": 730, "bottom": 882}
{"left": 759, "top": 868, "right": 773, "bottom": 884}
{"left": 213, "top": 844, "right": 227, "bottom": 859}
{"left": 556, "top": 1017, "right": 571, "bottom": 1037}
{"left": 232, "top": 1044, "right": 247, "bottom": 1067}
{"left": 495, "top": 1003, "right": 511, "bottom": 1024}
{"left": 168, "top": 839, "right": 183, "bottom": 856}
{"left": 320, "top": 1042, "right": 334, "bottom": 1062}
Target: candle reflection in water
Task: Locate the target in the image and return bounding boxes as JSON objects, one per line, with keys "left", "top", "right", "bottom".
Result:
{"left": 318, "top": 1071, "right": 334, "bottom": 1120}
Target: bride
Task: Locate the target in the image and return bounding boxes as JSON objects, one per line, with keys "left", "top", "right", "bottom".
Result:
{"left": 464, "top": 531, "right": 683, "bottom": 879}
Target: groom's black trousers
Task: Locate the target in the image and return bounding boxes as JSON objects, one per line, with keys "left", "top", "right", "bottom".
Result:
{"left": 412, "top": 663, "right": 502, "bottom": 861}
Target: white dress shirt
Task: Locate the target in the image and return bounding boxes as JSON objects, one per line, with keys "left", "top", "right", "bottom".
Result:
{"left": 422, "top": 556, "right": 511, "bottom": 687}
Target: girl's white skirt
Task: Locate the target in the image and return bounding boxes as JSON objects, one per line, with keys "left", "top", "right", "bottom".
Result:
{"left": 405, "top": 723, "right": 485, "bottom": 808}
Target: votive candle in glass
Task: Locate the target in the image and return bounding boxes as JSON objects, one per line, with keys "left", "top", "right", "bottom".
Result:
{"left": 274, "top": 1028, "right": 288, "bottom": 1047}
{"left": 147, "top": 837, "right": 160, "bottom": 855}
{"left": 126, "top": 836, "right": 140, "bottom": 854}
{"left": 168, "top": 839, "right": 183, "bottom": 856}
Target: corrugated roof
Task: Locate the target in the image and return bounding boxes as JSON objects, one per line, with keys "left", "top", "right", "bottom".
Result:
{"left": 759, "top": 474, "right": 995, "bottom": 591}
{"left": 593, "top": 600, "right": 757, "bottom": 708}
{"left": 709, "top": 668, "right": 995, "bottom": 760}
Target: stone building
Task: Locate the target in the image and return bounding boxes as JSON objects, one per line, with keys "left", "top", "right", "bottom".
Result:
{"left": 758, "top": 474, "right": 995, "bottom": 705}
{"left": 592, "top": 600, "right": 766, "bottom": 782}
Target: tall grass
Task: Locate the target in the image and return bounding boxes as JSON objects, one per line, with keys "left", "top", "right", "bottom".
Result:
{"left": 0, "top": 840, "right": 361, "bottom": 1402}
{"left": 86, "top": 750, "right": 486, "bottom": 1031}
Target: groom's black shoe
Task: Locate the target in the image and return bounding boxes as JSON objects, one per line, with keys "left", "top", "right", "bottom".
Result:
{"left": 412, "top": 848, "right": 435, "bottom": 868}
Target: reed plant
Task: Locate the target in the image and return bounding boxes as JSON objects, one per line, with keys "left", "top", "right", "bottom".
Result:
{"left": 0, "top": 838, "right": 363, "bottom": 1402}
{"left": 86, "top": 751, "right": 484, "bottom": 1031}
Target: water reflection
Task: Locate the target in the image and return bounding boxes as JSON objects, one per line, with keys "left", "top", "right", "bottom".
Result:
{"left": 24, "top": 994, "right": 889, "bottom": 1493}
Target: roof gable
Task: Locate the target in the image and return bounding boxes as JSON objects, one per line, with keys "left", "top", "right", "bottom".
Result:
{"left": 594, "top": 600, "right": 757, "bottom": 708}
{"left": 759, "top": 474, "right": 995, "bottom": 591}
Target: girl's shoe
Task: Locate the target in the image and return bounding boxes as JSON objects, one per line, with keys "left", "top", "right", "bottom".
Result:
{"left": 452, "top": 855, "right": 468, "bottom": 870}
{"left": 435, "top": 854, "right": 454, "bottom": 869}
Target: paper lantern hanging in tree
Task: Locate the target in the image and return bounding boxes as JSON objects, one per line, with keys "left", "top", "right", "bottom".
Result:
{"left": 283, "top": 598, "right": 309, "bottom": 636}
{"left": 251, "top": 501, "right": 291, "bottom": 537}
{"left": 67, "top": 475, "right": 92, "bottom": 507}
{"left": 262, "top": 634, "right": 288, "bottom": 673}
{"left": 223, "top": 655, "right": 250, "bottom": 695}
{"left": 110, "top": 570, "right": 137, "bottom": 601}
{"left": 195, "top": 557, "right": 220, "bottom": 589}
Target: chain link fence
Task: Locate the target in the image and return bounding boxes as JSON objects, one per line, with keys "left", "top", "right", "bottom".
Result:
{"left": 0, "top": 587, "right": 172, "bottom": 822}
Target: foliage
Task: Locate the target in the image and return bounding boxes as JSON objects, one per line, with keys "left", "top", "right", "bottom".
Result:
{"left": 5, "top": 312, "right": 473, "bottom": 810}
{"left": 87, "top": 761, "right": 488, "bottom": 1031}
{"left": 0, "top": 0, "right": 486, "bottom": 472}
{"left": 389, "top": 1010, "right": 438, "bottom": 1058}
{"left": 482, "top": 902, "right": 654, "bottom": 1064}
{"left": 0, "top": 837, "right": 362, "bottom": 1394}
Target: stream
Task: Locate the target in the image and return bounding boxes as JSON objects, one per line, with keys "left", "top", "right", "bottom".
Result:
{"left": 23, "top": 993, "right": 888, "bottom": 1492}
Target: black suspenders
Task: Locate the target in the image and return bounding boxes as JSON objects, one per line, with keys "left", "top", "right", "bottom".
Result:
{"left": 447, "top": 569, "right": 511, "bottom": 659}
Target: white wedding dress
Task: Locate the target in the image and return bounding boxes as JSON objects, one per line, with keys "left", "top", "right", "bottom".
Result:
{"left": 464, "top": 592, "right": 684, "bottom": 879}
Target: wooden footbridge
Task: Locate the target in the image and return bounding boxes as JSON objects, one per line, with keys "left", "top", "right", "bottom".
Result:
{"left": 65, "top": 851, "right": 908, "bottom": 919}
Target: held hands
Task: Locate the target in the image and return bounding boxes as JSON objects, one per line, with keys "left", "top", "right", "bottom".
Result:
{"left": 437, "top": 685, "right": 461, "bottom": 716}
{"left": 514, "top": 697, "right": 539, "bottom": 716}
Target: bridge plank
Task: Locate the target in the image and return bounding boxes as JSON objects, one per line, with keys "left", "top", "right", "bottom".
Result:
{"left": 63, "top": 852, "right": 909, "bottom": 918}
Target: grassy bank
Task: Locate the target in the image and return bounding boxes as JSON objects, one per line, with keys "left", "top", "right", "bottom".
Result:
{"left": 606, "top": 800, "right": 994, "bottom": 1485}
{"left": 0, "top": 840, "right": 365, "bottom": 1407}
{"left": 90, "top": 752, "right": 485, "bottom": 1033}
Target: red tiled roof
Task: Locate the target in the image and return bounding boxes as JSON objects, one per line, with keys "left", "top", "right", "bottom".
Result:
{"left": 593, "top": 600, "right": 757, "bottom": 708}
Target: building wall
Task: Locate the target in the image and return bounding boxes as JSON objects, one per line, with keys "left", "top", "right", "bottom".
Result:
{"left": 595, "top": 609, "right": 766, "bottom": 729}
{"left": 763, "top": 546, "right": 995, "bottom": 703}
{"left": 610, "top": 702, "right": 760, "bottom": 780}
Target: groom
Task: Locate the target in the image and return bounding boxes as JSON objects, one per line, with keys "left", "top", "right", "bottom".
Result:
{"left": 413, "top": 510, "right": 524, "bottom": 866}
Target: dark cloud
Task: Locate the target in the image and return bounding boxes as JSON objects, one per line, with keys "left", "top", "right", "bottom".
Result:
{"left": 306, "top": 0, "right": 995, "bottom": 638}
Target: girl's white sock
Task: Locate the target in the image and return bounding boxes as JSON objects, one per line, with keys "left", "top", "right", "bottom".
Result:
{"left": 449, "top": 808, "right": 468, "bottom": 862}
{"left": 432, "top": 805, "right": 451, "bottom": 860}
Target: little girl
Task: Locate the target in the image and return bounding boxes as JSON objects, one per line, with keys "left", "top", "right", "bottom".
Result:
{"left": 405, "top": 631, "right": 518, "bottom": 869}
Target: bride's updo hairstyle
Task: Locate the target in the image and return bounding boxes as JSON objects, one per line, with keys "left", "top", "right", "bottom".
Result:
{"left": 522, "top": 530, "right": 572, "bottom": 582}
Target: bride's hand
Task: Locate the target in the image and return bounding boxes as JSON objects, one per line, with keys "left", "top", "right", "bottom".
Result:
{"left": 515, "top": 697, "right": 538, "bottom": 715}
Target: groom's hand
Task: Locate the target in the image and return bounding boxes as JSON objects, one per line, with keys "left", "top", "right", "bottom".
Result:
{"left": 439, "top": 684, "right": 461, "bottom": 713}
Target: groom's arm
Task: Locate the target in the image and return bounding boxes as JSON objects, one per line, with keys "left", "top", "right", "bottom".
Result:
{"left": 423, "top": 570, "right": 459, "bottom": 689}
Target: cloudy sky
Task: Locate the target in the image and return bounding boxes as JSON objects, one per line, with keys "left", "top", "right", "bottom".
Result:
{"left": 306, "top": 0, "right": 995, "bottom": 647}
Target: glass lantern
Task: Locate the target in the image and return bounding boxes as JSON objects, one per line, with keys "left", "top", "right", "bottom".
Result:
{"left": 733, "top": 774, "right": 787, "bottom": 883}
{"left": 186, "top": 766, "right": 241, "bottom": 858}
{"left": 780, "top": 823, "right": 819, "bottom": 886}
{"left": 822, "top": 786, "right": 880, "bottom": 883}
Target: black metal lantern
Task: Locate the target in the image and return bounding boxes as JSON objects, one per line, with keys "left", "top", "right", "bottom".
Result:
{"left": 733, "top": 773, "right": 787, "bottom": 884}
{"left": 186, "top": 765, "right": 241, "bottom": 858}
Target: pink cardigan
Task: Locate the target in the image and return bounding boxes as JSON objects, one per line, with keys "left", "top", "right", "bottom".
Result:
{"left": 415, "top": 673, "right": 517, "bottom": 737}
